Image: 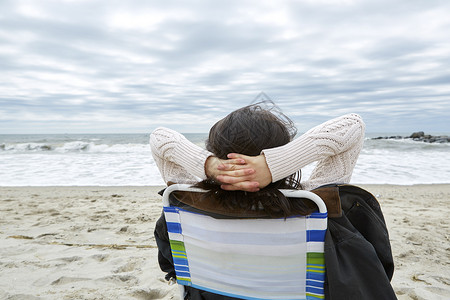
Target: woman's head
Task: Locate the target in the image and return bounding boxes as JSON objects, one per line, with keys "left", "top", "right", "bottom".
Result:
{"left": 206, "top": 103, "right": 297, "bottom": 159}
{"left": 195, "top": 102, "right": 308, "bottom": 218}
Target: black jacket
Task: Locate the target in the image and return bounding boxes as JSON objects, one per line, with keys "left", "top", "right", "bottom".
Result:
{"left": 154, "top": 185, "right": 397, "bottom": 300}
{"left": 323, "top": 185, "right": 396, "bottom": 299}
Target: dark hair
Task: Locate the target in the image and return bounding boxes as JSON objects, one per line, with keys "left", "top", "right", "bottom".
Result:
{"left": 195, "top": 101, "right": 313, "bottom": 218}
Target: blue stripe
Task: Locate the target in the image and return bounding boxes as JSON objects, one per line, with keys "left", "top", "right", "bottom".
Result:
{"left": 174, "top": 265, "right": 189, "bottom": 272}
{"left": 175, "top": 270, "right": 191, "bottom": 278}
{"left": 166, "top": 222, "right": 182, "bottom": 233}
{"left": 173, "top": 257, "right": 188, "bottom": 266}
{"left": 163, "top": 206, "right": 178, "bottom": 213}
{"left": 308, "top": 212, "right": 327, "bottom": 219}
{"left": 307, "top": 272, "right": 325, "bottom": 281}
{"left": 307, "top": 230, "right": 326, "bottom": 242}
{"left": 306, "top": 286, "right": 324, "bottom": 295}
{"left": 306, "top": 280, "right": 324, "bottom": 288}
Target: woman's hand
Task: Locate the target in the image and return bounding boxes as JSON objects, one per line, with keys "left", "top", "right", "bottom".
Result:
{"left": 205, "top": 155, "right": 258, "bottom": 191}
{"left": 206, "top": 153, "right": 272, "bottom": 192}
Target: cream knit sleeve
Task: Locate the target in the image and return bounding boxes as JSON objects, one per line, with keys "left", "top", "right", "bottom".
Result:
{"left": 261, "top": 113, "right": 365, "bottom": 190}
{"left": 149, "top": 127, "right": 213, "bottom": 184}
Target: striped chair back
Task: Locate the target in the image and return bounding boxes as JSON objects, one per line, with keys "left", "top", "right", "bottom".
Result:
{"left": 162, "top": 184, "right": 328, "bottom": 300}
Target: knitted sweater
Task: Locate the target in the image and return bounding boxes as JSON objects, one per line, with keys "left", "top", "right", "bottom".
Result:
{"left": 149, "top": 113, "right": 365, "bottom": 191}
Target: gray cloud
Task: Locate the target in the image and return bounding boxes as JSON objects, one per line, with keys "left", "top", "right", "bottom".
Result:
{"left": 0, "top": 0, "right": 449, "bottom": 133}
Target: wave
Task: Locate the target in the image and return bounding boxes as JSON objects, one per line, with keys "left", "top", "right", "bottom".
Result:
{"left": 0, "top": 143, "right": 54, "bottom": 152}
{"left": 0, "top": 141, "right": 150, "bottom": 153}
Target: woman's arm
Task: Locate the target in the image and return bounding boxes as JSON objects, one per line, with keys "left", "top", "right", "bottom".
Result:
{"left": 150, "top": 127, "right": 213, "bottom": 184}
{"left": 215, "top": 114, "right": 365, "bottom": 191}
{"left": 263, "top": 113, "right": 365, "bottom": 190}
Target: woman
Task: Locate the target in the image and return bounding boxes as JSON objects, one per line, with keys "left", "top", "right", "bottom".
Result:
{"left": 151, "top": 102, "right": 397, "bottom": 300}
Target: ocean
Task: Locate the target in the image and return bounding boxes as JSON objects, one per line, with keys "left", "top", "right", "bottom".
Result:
{"left": 0, "top": 133, "right": 449, "bottom": 186}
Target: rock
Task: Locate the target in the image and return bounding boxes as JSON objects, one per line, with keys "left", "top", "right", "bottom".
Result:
{"left": 410, "top": 131, "right": 425, "bottom": 138}
{"left": 372, "top": 132, "right": 448, "bottom": 143}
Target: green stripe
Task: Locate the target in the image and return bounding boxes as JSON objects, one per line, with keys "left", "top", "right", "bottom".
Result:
{"left": 169, "top": 240, "right": 186, "bottom": 252}
{"left": 307, "top": 252, "right": 325, "bottom": 265}
{"left": 307, "top": 252, "right": 324, "bottom": 258}
{"left": 177, "top": 276, "right": 192, "bottom": 283}
{"left": 307, "top": 265, "right": 325, "bottom": 269}
{"left": 307, "top": 269, "right": 325, "bottom": 274}
{"left": 306, "top": 292, "right": 325, "bottom": 299}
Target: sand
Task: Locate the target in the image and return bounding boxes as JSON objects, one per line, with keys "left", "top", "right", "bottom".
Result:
{"left": 0, "top": 184, "right": 449, "bottom": 300}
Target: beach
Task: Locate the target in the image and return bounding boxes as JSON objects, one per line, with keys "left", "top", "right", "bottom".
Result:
{"left": 0, "top": 185, "right": 449, "bottom": 300}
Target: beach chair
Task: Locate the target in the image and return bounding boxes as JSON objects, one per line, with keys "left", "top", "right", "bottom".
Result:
{"left": 162, "top": 184, "right": 328, "bottom": 300}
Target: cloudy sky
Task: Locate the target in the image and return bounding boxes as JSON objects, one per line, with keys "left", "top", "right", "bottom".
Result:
{"left": 1, "top": 0, "right": 449, "bottom": 134}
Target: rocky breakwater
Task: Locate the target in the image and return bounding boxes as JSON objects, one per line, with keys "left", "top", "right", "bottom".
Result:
{"left": 372, "top": 131, "right": 450, "bottom": 143}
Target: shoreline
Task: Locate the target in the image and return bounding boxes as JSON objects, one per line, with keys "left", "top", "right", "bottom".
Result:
{"left": 1, "top": 184, "right": 449, "bottom": 299}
